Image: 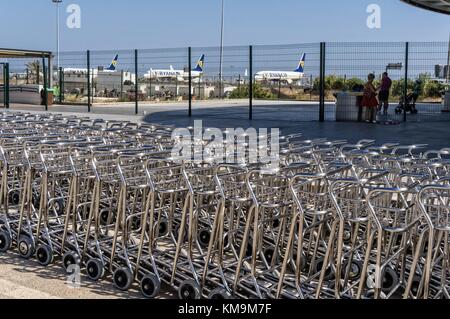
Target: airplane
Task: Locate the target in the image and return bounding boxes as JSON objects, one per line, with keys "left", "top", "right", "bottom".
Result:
{"left": 144, "top": 54, "right": 205, "bottom": 82}
{"left": 63, "top": 54, "right": 119, "bottom": 73}
{"left": 254, "top": 53, "right": 305, "bottom": 84}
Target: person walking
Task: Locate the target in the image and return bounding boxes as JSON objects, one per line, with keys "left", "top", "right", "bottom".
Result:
{"left": 361, "top": 73, "right": 379, "bottom": 123}
{"left": 378, "top": 72, "right": 392, "bottom": 115}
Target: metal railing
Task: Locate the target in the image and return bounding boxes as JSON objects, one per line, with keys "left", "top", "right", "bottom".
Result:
{"left": 3, "top": 42, "right": 450, "bottom": 122}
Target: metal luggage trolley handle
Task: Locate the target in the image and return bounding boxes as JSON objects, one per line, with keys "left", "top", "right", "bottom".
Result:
{"left": 134, "top": 158, "right": 190, "bottom": 298}
{"left": 356, "top": 184, "right": 422, "bottom": 299}
{"left": 231, "top": 167, "right": 304, "bottom": 299}
{"left": 169, "top": 161, "right": 223, "bottom": 299}
{"left": 404, "top": 184, "right": 450, "bottom": 299}
{"left": 274, "top": 163, "right": 354, "bottom": 299}
{"left": 201, "top": 164, "right": 252, "bottom": 299}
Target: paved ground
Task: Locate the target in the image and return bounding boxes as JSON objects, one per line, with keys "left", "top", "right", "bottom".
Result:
{"left": 0, "top": 101, "right": 449, "bottom": 298}
{"left": 0, "top": 251, "right": 178, "bottom": 299}
{"left": 8, "top": 100, "right": 450, "bottom": 149}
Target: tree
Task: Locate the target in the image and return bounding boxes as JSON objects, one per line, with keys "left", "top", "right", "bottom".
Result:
{"left": 26, "top": 60, "right": 41, "bottom": 84}
{"left": 423, "top": 80, "right": 444, "bottom": 98}
{"left": 345, "top": 77, "right": 364, "bottom": 91}
{"left": 391, "top": 79, "right": 414, "bottom": 97}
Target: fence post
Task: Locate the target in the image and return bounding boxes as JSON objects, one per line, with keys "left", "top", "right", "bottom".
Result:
{"left": 87, "top": 50, "right": 91, "bottom": 112}
{"left": 6, "top": 63, "right": 9, "bottom": 108}
{"left": 3, "top": 63, "right": 9, "bottom": 109}
{"left": 319, "top": 42, "right": 326, "bottom": 122}
{"left": 149, "top": 75, "right": 152, "bottom": 100}
{"left": 2, "top": 64, "right": 4, "bottom": 108}
{"left": 403, "top": 42, "right": 409, "bottom": 122}
{"left": 278, "top": 76, "right": 282, "bottom": 99}
{"left": 42, "top": 56, "right": 48, "bottom": 111}
{"left": 120, "top": 70, "right": 124, "bottom": 101}
{"left": 249, "top": 45, "right": 253, "bottom": 120}
{"left": 48, "top": 56, "right": 52, "bottom": 89}
{"left": 135, "top": 49, "right": 139, "bottom": 115}
{"left": 59, "top": 67, "right": 63, "bottom": 103}
{"left": 188, "top": 47, "right": 192, "bottom": 117}
{"left": 37, "top": 64, "right": 40, "bottom": 85}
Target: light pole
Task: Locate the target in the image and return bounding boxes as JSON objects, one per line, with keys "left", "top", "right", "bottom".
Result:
{"left": 219, "top": 0, "right": 225, "bottom": 98}
{"left": 52, "top": 0, "right": 62, "bottom": 72}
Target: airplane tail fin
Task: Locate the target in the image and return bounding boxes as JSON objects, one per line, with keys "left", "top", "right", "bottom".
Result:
{"left": 106, "top": 54, "right": 119, "bottom": 71}
{"left": 193, "top": 54, "right": 205, "bottom": 72}
{"left": 294, "top": 53, "right": 305, "bottom": 73}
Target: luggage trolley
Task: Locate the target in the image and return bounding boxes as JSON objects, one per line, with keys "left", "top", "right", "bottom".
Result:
{"left": 134, "top": 158, "right": 190, "bottom": 298}
{"left": 357, "top": 177, "right": 425, "bottom": 299}
{"left": 275, "top": 162, "right": 353, "bottom": 299}
{"left": 405, "top": 183, "right": 450, "bottom": 299}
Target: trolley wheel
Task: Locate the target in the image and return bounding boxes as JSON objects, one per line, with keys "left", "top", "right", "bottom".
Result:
{"left": 400, "top": 275, "right": 421, "bottom": 297}
{"left": 140, "top": 273, "right": 161, "bottom": 298}
{"left": 0, "top": 231, "right": 12, "bottom": 252}
{"left": 343, "top": 224, "right": 352, "bottom": 244}
{"left": 363, "top": 289, "right": 387, "bottom": 299}
{"left": 245, "top": 242, "right": 253, "bottom": 258}
{"left": 341, "top": 259, "right": 363, "bottom": 280}
{"left": 158, "top": 219, "right": 169, "bottom": 237}
{"left": 9, "top": 191, "right": 20, "bottom": 206}
{"left": 313, "top": 257, "right": 335, "bottom": 281}
{"left": 113, "top": 267, "right": 133, "bottom": 291}
{"left": 62, "top": 251, "right": 81, "bottom": 272}
{"left": 86, "top": 258, "right": 105, "bottom": 281}
{"left": 173, "top": 224, "right": 187, "bottom": 242}
{"left": 178, "top": 280, "right": 201, "bottom": 299}
{"left": 18, "top": 235, "right": 35, "bottom": 259}
{"left": 53, "top": 199, "right": 65, "bottom": 216}
{"left": 36, "top": 244, "right": 54, "bottom": 266}
{"left": 292, "top": 252, "right": 308, "bottom": 271}
{"left": 198, "top": 228, "right": 211, "bottom": 248}
{"left": 32, "top": 194, "right": 40, "bottom": 209}
{"left": 100, "top": 210, "right": 111, "bottom": 225}
{"left": 208, "top": 288, "right": 231, "bottom": 299}
{"left": 381, "top": 267, "right": 399, "bottom": 294}
{"left": 263, "top": 247, "right": 278, "bottom": 263}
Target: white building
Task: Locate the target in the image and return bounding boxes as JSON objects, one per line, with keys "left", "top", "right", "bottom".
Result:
{"left": 62, "top": 69, "right": 136, "bottom": 94}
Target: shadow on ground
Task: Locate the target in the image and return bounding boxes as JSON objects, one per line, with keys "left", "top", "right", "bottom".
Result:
{"left": 0, "top": 252, "right": 175, "bottom": 299}
{"left": 144, "top": 106, "right": 450, "bottom": 150}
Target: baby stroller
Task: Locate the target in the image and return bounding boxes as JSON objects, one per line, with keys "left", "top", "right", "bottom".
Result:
{"left": 395, "top": 93, "right": 418, "bottom": 115}
{"left": 395, "top": 79, "right": 422, "bottom": 115}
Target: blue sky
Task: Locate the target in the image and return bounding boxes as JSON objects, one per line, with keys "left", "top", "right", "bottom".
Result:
{"left": 0, "top": 0, "right": 449, "bottom": 52}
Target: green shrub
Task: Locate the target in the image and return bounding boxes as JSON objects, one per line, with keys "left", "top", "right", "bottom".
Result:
{"left": 229, "top": 83, "right": 276, "bottom": 99}
{"left": 423, "top": 81, "right": 444, "bottom": 98}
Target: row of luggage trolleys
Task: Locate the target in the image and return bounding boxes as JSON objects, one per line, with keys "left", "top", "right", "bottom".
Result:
{"left": 0, "top": 111, "right": 449, "bottom": 299}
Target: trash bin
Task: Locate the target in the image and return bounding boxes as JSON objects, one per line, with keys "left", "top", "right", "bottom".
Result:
{"left": 443, "top": 91, "right": 450, "bottom": 113}
{"left": 41, "top": 88, "right": 54, "bottom": 106}
{"left": 335, "top": 92, "right": 364, "bottom": 121}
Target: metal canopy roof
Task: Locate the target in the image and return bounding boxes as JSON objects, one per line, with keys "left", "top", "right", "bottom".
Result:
{"left": 0, "top": 48, "right": 52, "bottom": 59}
{"left": 401, "top": 0, "right": 450, "bottom": 14}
